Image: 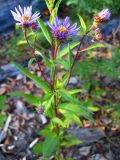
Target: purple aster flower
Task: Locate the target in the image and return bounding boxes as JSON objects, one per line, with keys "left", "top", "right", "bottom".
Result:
{"left": 48, "top": 16, "right": 80, "bottom": 40}
{"left": 11, "top": 5, "right": 40, "bottom": 29}
{"left": 94, "top": 9, "right": 111, "bottom": 26}
{"left": 98, "top": 9, "right": 111, "bottom": 20}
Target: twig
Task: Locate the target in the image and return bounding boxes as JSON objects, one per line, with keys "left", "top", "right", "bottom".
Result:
{"left": 29, "top": 138, "right": 39, "bottom": 149}
{"left": 3, "top": 114, "right": 12, "bottom": 132}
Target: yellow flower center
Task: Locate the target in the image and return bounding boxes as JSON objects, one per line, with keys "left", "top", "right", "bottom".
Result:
{"left": 58, "top": 26, "right": 68, "bottom": 33}
{"left": 22, "top": 15, "right": 30, "bottom": 22}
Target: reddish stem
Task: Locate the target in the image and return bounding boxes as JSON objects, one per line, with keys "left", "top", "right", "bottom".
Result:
{"left": 24, "top": 30, "right": 47, "bottom": 82}
{"left": 52, "top": 40, "right": 60, "bottom": 134}
{"left": 66, "top": 26, "right": 94, "bottom": 87}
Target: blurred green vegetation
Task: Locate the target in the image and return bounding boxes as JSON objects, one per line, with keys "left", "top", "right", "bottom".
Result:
{"left": 62, "top": 0, "right": 120, "bottom": 19}
{"left": 74, "top": 47, "right": 120, "bottom": 124}
{"left": 0, "top": 27, "right": 49, "bottom": 63}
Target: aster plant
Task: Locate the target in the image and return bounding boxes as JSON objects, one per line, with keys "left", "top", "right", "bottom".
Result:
{"left": 10, "top": 1, "right": 111, "bottom": 159}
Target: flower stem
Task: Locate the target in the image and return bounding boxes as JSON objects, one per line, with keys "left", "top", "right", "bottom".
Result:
{"left": 52, "top": 40, "right": 60, "bottom": 135}
{"left": 66, "top": 26, "right": 94, "bottom": 87}
{"left": 23, "top": 30, "right": 47, "bottom": 81}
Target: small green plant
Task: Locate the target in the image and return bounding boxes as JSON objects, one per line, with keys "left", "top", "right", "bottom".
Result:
{"left": 0, "top": 96, "right": 7, "bottom": 128}
{"left": 9, "top": 1, "right": 111, "bottom": 159}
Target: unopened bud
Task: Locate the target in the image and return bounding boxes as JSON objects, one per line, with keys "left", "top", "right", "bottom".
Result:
{"left": 93, "top": 9, "right": 111, "bottom": 27}
{"left": 37, "top": 106, "right": 44, "bottom": 114}
{"left": 95, "top": 28, "right": 104, "bottom": 41}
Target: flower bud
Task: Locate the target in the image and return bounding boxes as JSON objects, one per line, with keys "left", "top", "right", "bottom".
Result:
{"left": 93, "top": 9, "right": 111, "bottom": 27}
{"left": 37, "top": 106, "right": 44, "bottom": 114}
{"left": 95, "top": 28, "right": 104, "bottom": 41}
{"left": 30, "top": 22, "right": 38, "bottom": 31}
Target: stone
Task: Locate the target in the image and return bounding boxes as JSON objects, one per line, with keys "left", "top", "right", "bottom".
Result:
{"left": 89, "top": 154, "right": 101, "bottom": 160}
{"left": 101, "top": 18, "right": 120, "bottom": 37}
{"left": 67, "top": 128, "right": 105, "bottom": 146}
{"left": 100, "top": 157, "right": 107, "bottom": 160}
{"left": 0, "top": 64, "right": 20, "bottom": 82}
{"left": 79, "top": 146, "right": 91, "bottom": 156}
{"left": 15, "top": 100, "right": 27, "bottom": 115}
{"left": 69, "top": 76, "right": 78, "bottom": 85}
{"left": 16, "top": 74, "right": 23, "bottom": 80}
{"left": 105, "top": 151, "right": 114, "bottom": 160}
{"left": 0, "top": 130, "right": 7, "bottom": 143}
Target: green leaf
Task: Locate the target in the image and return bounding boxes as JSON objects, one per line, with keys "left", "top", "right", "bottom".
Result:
{"left": 0, "top": 96, "right": 6, "bottom": 104}
{"left": 28, "top": 58, "right": 35, "bottom": 67}
{"left": 60, "top": 73, "right": 69, "bottom": 87}
{"left": 9, "top": 92, "right": 41, "bottom": 107}
{"left": 58, "top": 41, "right": 79, "bottom": 58}
{"left": 43, "top": 94, "right": 54, "bottom": 112}
{"left": 17, "top": 40, "right": 27, "bottom": 46}
{"left": 52, "top": 117, "right": 65, "bottom": 127}
{"left": 78, "top": 14, "right": 86, "bottom": 34}
{"left": 61, "top": 138, "right": 81, "bottom": 147}
{"left": 88, "top": 106, "right": 100, "bottom": 112}
{"left": 50, "top": 0, "right": 62, "bottom": 24}
{"left": 45, "top": 0, "right": 50, "bottom": 11}
{"left": 0, "top": 105, "right": 7, "bottom": 111}
{"left": 80, "top": 43, "right": 105, "bottom": 52}
{"left": 43, "top": 133, "right": 60, "bottom": 157}
{"left": 38, "top": 19, "right": 52, "bottom": 44}
{"left": 58, "top": 89, "right": 79, "bottom": 104}
{"left": 13, "top": 62, "right": 51, "bottom": 93}
{"left": 33, "top": 142, "right": 43, "bottom": 154}
{"left": 35, "top": 50, "right": 53, "bottom": 68}
{"left": 68, "top": 89, "right": 82, "bottom": 95}
{"left": 56, "top": 59, "right": 69, "bottom": 70}
{"left": 59, "top": 103, "right": 94, "bottom": 122}
{"left": 0, "top": 115, "right": 7, "bottom": 128}
{"left": 63, "top": 112, "right": 83, "bottom": 126}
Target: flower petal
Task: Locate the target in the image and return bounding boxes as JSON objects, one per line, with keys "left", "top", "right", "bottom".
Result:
{"left": 63, "top": 16, "right": 70, "bottom": 28}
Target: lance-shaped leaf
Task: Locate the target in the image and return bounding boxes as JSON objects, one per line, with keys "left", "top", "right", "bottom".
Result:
{"left": 58, "top": 41, "right": 79, "bottom": 58}
{"left": 9, "top": 92, "right": 41, "bottom": 107}
{"left": 56, "top": 59, "right": 70, "bottom": 70}
{"left": 13, "top": 62, "right": 51, "bottom": 92}
{"left": 59, "top": 103, "right": 94, "bottom": 122}
{"left": 28, "top": 58, "right": 35, "bottom": 67}
{"left": 52, "top": 117, "right": 65, "bottom": 127}
{"left": 61, "top": 111, "right": 83, "bottom": 126}
{"left": 58, "top": 89, "right": 79, "bottom": 104}
{"left": 43, "top": 133, "right": 60, "bottom": 157}
{"left": 38, "top": 19, "right": 52, "bottom": 44}
{"left": 45, "top": 0, "right": 50, "bottom": 11}
{"left": 78, "top": 14, "right": 86, "bottom": 34}
{"left": 79, "top": 43, "right": 105, "bottom": 53}
{"left": 50, "top": 0, "right": 62, "bottom": 24}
